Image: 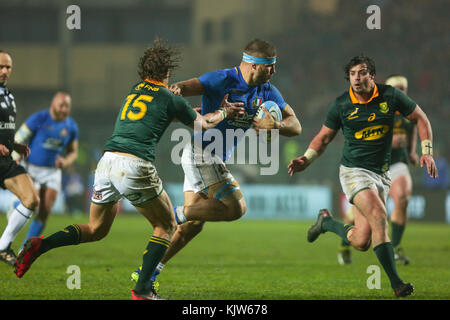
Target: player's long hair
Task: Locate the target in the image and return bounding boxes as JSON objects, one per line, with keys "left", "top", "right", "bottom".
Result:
{"left": 138, "top": 38, "right": 180, "bottom": 82}
{"left": 244, "top": 39, "right": 277, "bottom": 58}
{"left": 344, "top": 55, "right": 376, "bottom": 81}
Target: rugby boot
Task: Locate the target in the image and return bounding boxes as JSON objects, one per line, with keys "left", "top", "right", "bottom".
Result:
{"left": 14, "top": 236, "right": 43, "bottom": 278}
{"left": 307, "top": 209, "right": 332, "bottom": 243}
{"left": 394, "top": 247, "right": 410, "bottom": 266}
{"left": 131, "top": 288, "right": 164, "bottom": 300}
{"left": 394, "top": 282, "right": 414, "bottom": 297}
{"left": 0, "top": 243, "right": 17, "bottom": 267}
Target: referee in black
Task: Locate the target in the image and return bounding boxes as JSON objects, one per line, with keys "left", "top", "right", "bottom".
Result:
{"left": 0, "top": 50, "right": 40, "bottom": 266}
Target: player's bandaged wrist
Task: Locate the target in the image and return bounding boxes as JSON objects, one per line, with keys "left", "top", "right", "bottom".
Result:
{"left": 304, "top": 148, "right": 318, "bottom": 163}
{"left": 15, "top": 124, "right": 32, "bottom": 145}
{"left": 421, "top": 139, "right": 433, "bottom": 156}
{"left": 218, "top": 108, "right": 226, "bottom": 120}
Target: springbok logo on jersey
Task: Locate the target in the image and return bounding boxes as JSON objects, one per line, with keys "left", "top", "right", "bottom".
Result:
{"left": 355, "top": 125, "right": 390, "bottom": 140}
{"left": 379, "top": 102, "right": 389, "bottom": 113}
{"left": 347, "top": 107, "right": 359, "bottom": 120}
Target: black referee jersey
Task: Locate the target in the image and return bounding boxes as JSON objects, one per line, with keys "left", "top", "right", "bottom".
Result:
{"left": 0, "top": 85, "right": 17, "bottom": 153}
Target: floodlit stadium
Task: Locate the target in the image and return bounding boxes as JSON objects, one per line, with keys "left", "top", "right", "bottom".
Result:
{"left": 0, "top": 0, "right": 448, "bottom": 310}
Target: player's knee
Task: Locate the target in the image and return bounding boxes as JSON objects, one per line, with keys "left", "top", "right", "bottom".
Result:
{"left": 21, "top": 193, "right": 40, "bottom": 211}
{"left": 225, "top": 200, "right": 246, "bottom": 221}
{"left": 353, "top": 239, "right": 371, "bottom": 252}
{"left": 368, "top": 207, "right": 388, "bottom": 224}
{"left": 165, "top": 220, "right": 178, "bottom": 238}
{"left": 394, "top": 193, "right": 410, "bottom": 209}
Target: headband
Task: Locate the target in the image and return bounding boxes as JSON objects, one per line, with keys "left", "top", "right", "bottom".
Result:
{"left": 242, "top": 52, "right": 276, "bottom": 65}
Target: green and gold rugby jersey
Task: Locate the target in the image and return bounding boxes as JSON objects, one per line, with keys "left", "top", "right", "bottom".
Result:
{"left": 391, "top": 112, "right": 415, "bottom": 164}
{"left": 104, "top": 79, "right": 197, "bottom": 162}
{"left": 324, "top": 83, "right": 416, "bottom": 174}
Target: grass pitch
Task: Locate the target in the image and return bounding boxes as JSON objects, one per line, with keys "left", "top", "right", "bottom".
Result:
{"left": 0, "top": 214, "right": 449, "bottom": 300}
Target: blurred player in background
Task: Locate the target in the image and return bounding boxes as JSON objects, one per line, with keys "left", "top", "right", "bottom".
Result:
{"left": 0, "top": 51, "right": 40, "bottom": 266}
{"left": 11, "top": 92, "right": 79, "bottom": 249}
{"left": 337, "top": 75, "right": 417, "bottom": 266}
{"left": 131, "top": 38, "right": 302, "bottom": 293}
{"left": 385, "top": 75, "right": 417, "bottom": 265}
{"left": 13, "top": 39, "right": 244, "bottom": 300}
{"left": 288, "top": 55, "right": 437, "bottom": 297}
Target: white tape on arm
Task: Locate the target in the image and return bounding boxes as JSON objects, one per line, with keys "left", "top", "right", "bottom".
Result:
{"left": 421, "top": 139, "right": 433, "bottom": 156}
{"left": 304, "top": 148, "right": 319, "bottom": 163}
{"left": 15, "top": 123, "right": 33, "bottom": 145}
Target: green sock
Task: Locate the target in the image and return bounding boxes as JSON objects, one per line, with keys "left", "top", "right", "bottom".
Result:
{"left": 134, "top": 236, "right": 170, "bottom": 295}
{"left": 322, "top": 218, "right": 354, "bottom": 245}
{"left": 374, "top": 242, "right": 403, "bottom": 289}
{"left": 391, "top": 222, "right": 405, "bottom": 248}
{"left": 39, "top": 224, "right": 82, "bottom": 255}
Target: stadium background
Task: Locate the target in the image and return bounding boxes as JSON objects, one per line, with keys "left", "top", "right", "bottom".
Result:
{"left": 0, "top": 0, "right": 448, "bottom": 222}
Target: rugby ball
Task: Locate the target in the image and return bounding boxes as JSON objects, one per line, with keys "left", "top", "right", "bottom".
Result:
{"left": 255, "top": 101, "right": 283, "bottom": 121}
{"left": 254, "top": 101, "right": 282, "bottom": 142}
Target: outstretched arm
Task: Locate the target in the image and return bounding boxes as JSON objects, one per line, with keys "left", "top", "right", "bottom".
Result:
{"left": 169, "top": 78, "right": 204, "bottom": 97}
{"left": 287, "top": 125, "right": 337, "bottom": 176}
{"left": 189, "top": 94, "right": 244, "bottom": 131}
{"left": 406, "top": 105, "right": 438, "bottom": 178}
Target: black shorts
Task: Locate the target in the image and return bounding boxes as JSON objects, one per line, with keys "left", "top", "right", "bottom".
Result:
{"left": 0, "top": 156, "right": 27, "bottom": 189}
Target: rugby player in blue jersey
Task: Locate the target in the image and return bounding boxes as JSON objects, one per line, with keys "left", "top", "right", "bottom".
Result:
{"left": 11, "top": 92, "right": 79, "bottom": 248}
{"left": 131, "top": 39, "right": 302, "bottom": 293}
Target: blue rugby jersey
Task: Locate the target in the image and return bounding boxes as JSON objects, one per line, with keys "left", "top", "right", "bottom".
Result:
{"left": 196, "top": 67, "right": 287, "bottom": 162}
{"left": 25, "top": 109, "right": 79, "bottom": 167}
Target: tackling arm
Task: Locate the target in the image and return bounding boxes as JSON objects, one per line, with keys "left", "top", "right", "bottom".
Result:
{"left": 188, "top": 94, "right": 244, "bottom": 131}
{"left": 169, "top": 78, "right": 204, "bottom": 97}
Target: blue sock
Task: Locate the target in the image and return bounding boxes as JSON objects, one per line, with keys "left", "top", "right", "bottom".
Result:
{"left": 13, "top": 200, "right": 20, "bottom": 209}
{"left": 21, "top": 219, "right": 45, "bottom": 250}
{"left": 150, "top": 268, "right": 160, "bottom": 282}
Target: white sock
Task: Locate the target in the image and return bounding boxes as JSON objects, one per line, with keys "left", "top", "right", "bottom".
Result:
{"left": 156, "top": 262, "right": 165, "bottom": 273}
{"left": 176, "top": 206, "right": 187, "bottom": 223}
{"left": 0, "top": 203, "right": 34, "bottom": 250}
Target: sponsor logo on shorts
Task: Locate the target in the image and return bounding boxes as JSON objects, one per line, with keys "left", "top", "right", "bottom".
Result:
{"left": 355, "top": 125, "right": 389, "bottom": 141}
{"left": 92, "top": 190, "right": 102, "bottom": 201}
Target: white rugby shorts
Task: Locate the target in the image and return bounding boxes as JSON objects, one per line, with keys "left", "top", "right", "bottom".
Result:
{"left": 91, "top": 152, "right": 163, "bottom": 206}
{"left": 181, "top": 142, "right": 233, "bottom": 193}
{"left": 24, "top": 162, "right": 62, "bottom": 192}
{"left": 389, "top": 162, "right": 411, "bottom": 182}
{"left": 339, "top": 165, "right": 391, "bottom": 204}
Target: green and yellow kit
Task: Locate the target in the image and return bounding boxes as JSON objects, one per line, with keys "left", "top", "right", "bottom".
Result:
{"left": 391, "top": 112, "right": 415, "bottom": 165}
{"left": 104, "top": 79, "right": 197, "bottom": 162}
{"left": 324, "top": 83, "right": 416, "bottom": 174}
